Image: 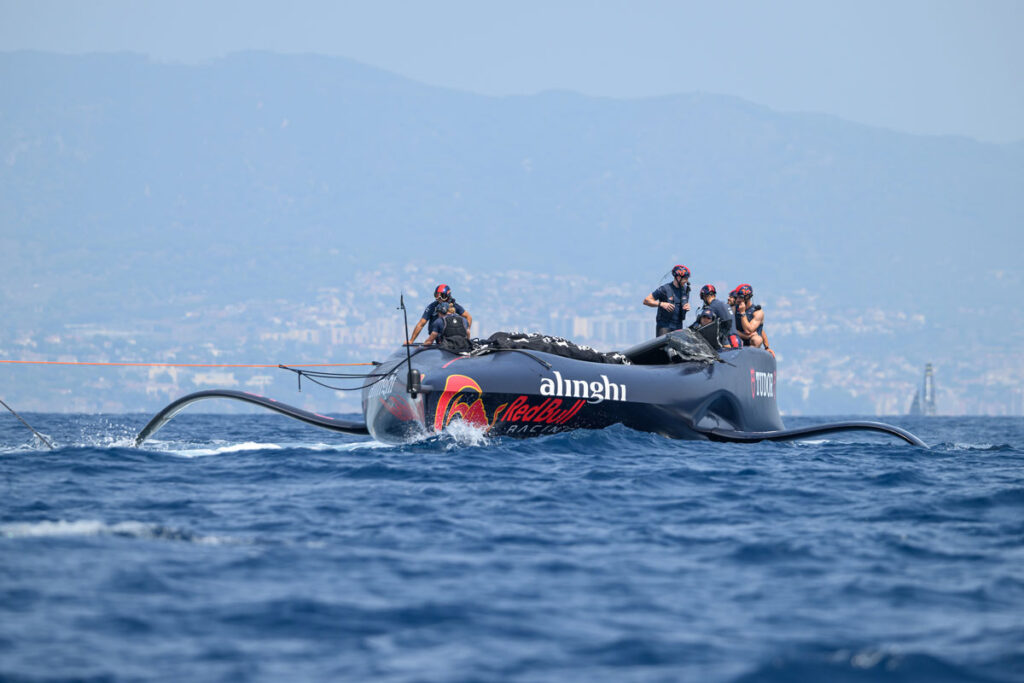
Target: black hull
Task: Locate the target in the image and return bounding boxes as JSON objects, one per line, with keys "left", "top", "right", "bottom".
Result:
{"left": 363, "top": 345, "right": 785, "bottom": 443}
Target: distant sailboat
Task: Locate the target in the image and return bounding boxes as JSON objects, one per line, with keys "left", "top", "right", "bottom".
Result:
{"left": 908, "top": 389, "right": 922, "bottom": 416}
{"left": 907, "top": 364, "right": 937, "bottom": 416}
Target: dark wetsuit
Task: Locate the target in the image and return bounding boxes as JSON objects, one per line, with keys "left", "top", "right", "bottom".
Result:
{"left": 651, "top": 282, "right": 690, "bottom": 337}
{"left": 708, "top": 298, "right": 734, "bottom": 347}
{"left": 741, "top": 305, "right": 763, "bottom": 347}
{"left": 422, "top": 299, "right": 466, "bottom": 327}
{"left": 429, "top": 313, "right": 471, "bottom": 352}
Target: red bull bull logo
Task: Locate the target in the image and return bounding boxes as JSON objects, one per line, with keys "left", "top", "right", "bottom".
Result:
{"left": 433, "top": 375, "right": 508, "bottom": 432}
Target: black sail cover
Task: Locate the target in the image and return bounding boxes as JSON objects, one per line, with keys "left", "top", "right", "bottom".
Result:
{"left": 472, "top": 332, "right": 632, "bottom": 364}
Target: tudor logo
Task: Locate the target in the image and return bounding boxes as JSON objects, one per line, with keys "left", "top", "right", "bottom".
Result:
{"left": 540, "top": 370, "right": 627, "bottom": 404}
{"left": 751, "top": 370, "right": 775, "bottom": 399}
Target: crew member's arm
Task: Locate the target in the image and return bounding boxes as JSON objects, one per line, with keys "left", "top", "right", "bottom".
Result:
{"left": 749, "top": 309, "right": 765, "bottom": 334}
{"left": 422, "top": 318, "right": 443, "bottom": 346}
{"left": 457, "top": 306, "right": 473, "bottom": 331}
{"left": 408, "top": 317, "right": 428, "bottom": 344}
{"left": 756, "top": 315, "right": 774, "bottom": 356}
{"left": 735, "top": 301, "right": 752, "bottom": 340}
{"left": 739, "top": 308, "right": 765, "bottom": 347}
{"left": 643, "top": 292, "right": 673, "bottom": 312}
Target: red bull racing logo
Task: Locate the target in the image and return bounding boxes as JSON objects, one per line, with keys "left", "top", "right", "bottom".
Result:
{"left": 432, "top": 375, "right": 589, "bottom": 435}
{"left": 433, "top": 375, "right": 508, "bottom": 432}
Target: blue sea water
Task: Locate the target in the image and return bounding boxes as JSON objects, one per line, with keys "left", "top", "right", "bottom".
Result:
{"left": 1, "top": 413, "right": 1023, "bottom": 682}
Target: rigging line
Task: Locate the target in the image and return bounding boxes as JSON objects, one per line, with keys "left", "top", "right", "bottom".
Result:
{"left": 0, "top": 397, "right": 54, "bottom": 450}
{"left": 283, "top": 344, "right": 437, "bottom": 392}
{"left": 277, "top": 364, "right": 389, "bottom": 379}
{"left": 277, "top": 365, "right": 398, "bottom": 392}
{"left": 0, "top": 360, "right": 375, "bottom": 368}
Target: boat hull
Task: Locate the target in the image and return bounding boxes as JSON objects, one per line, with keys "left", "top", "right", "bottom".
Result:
{"left": 362, "top": 346, "right": 782, "bottom": 443}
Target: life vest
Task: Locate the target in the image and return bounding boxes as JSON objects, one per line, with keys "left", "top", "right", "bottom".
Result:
{"left": 654, "top": 282, "right": 689, "bottom": 329}
{"left": 438, "top": 313, "right": 471, "bottom": 352}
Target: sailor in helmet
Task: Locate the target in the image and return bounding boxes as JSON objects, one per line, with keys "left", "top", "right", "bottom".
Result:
{"left": 643, "top": 265, "right": 691, "bottom": 337}
{"left": 408, "top": 284, "right": 472, "bottom": 344}
{"left": 688, "top": 306, "right": 716, "bottom": 337}
{"left": 734, "top": 283, "right": 774, "bottom": 357}
{"left": 690, "top": 306, "right": 716, "bottom": 329}
{"left": 422, "top": 300, "right": 472, "bottom": 352}
{"left": 699, "top": 283, "right": 738, "bottom": 348}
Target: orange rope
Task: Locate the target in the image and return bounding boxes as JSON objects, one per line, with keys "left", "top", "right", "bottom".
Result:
{"left": 0, "top": 360, "right": 374, "bottom": 368}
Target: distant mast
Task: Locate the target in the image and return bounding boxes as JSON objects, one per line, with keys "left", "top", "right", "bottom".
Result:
{"left": 907, "top": 364, "right": 936, "bottom": 416}
{"left": 923, "top": 363, "right": 937, "bottom": 416}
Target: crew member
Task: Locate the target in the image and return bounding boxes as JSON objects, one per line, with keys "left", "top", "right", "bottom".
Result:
{"left": 408, "top": 284, "right": 472, "bottom": 343}
{"left": 689, "top": 307, "right": 716, "bottom": 330}
{"left": 734, "top": 284, "right": 774, "bottom": 357}
{"left": 423, "top": 300, "right": 472, "bottom": 352}
{"left": 699, "top": 284, "right": 737, "bottom": 347}
{"left": 727, "top": 287, "right": 743, "bottom": 348}
{"left": 643, "top": 265, "right": 691, "bottom": 337}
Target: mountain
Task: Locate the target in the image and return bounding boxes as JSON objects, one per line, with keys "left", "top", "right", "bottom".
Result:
{"left": 2, "top": 50, "right": 1021, "bottom": 325}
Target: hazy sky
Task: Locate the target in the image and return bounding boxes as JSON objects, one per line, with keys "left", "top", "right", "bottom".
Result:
{"left": 2, "top": 0, "right": 1021, "bottom": 142}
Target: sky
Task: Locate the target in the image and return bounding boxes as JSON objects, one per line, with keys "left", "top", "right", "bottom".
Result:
{"left": 1, "top": 0, "right": 1022, "bottom": 143}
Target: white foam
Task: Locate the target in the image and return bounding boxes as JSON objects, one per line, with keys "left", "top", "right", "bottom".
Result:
{"left": 335, "top": 440, "right": 396, "bottom": 451}
{"left": 215, "top": 441, "right": 284, "bottom": 453}
{"left": 950, "top": 442, "right": 997, "bottom": 450}
{"left": 440, "top": 420, "right": 490, "bottom": 448}
{"left": 0, "top": 443, "right": 51, "bottom": 455}
{"left": 164, "top": 441, "right": 284, "bottom": 458}
{"left": 0, "top": 519, "right": 238, "bottom": 545}
{"left": 1, "top": 519, "right": 112, "bottom": 537}
{"left": 152, "top": 439, "right": 393, "bottom": 457}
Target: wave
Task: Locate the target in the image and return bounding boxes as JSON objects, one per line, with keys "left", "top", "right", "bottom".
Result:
{"left": 0, "top": 519, "right": 240, "bottom": 545}
{"left": 934, "top": 441, "right": 1016, "bottom": 452}
{"left": 732, "top": 648, "right": 1002, "bottom": 683}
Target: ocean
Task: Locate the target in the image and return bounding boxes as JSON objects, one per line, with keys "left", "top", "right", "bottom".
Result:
{"left": 2, "top": 413, "right": 1022, "bottom": 682}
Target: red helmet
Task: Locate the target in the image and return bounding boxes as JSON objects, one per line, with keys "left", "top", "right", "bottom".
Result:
{"left": 671, "top": 265, "right": 690, "bottom": 279}
{"left": 700, "top": 284, "right": 716, "bottom": 298}
{"left": 434, "top": 284, "right": 451, "bottom": 300}
{"left": 736, "top": 284, "right": 753, "bottom": 300}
